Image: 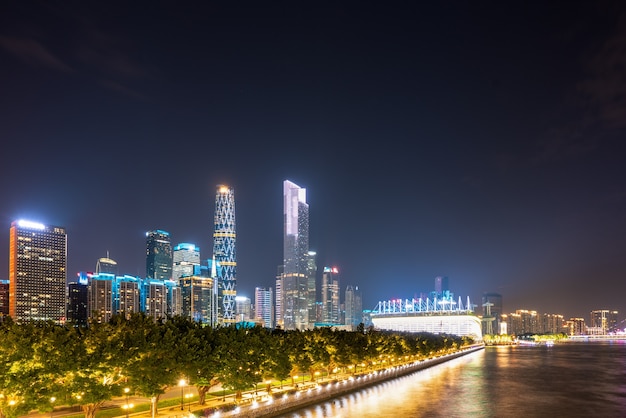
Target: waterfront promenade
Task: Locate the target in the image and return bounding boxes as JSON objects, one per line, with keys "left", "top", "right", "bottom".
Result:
{"left": 37, "top": 344, "right": 483, "bottom": 418}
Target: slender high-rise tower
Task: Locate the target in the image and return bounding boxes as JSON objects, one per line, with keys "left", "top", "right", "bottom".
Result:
{"left": 213, "top": 184, "right": 237, "bottom": 324}
{"left": 345, "top": 285, "right": 363, "bottom": 330}
{"left": 282, "top": 180, "right": 310, "bottom": 330}
{"left": 9, "top": 220, "right": 67, "bottom": 323}
{"left": 322, "top": 266, "right": 340, "bottom": 324}
{"left": 146, "top": 230, "right": 172, "bottom": 281}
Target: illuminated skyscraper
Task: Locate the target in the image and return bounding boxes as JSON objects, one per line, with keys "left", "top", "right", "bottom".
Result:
{"left": 235, "top": 296, "right": 252, "bottom": 322}
{"left": 255, "top": 286, "right": 273, "bottom": 328}
{"left": 146, "top": 230, "right": 172, "bottom": 281}
{"left": 282, "top": 180, "right": 310, "bottom": 330}
{"left": 213, "top": 184, "right": 237, "bottom": 324}
{"left": 322, "top": 266, "right": 340, "bottom": 324}
{"left": 9, "top": 220, "right": 67, "bottom": 323}
{"left": 172, "top": 243, "right": 201, "bottom": 280}
{"left": 96, "top": 254, "right": 118, "bottom": 275}
{"left": 345, "top": 285, "right": 362, "bottom": 330}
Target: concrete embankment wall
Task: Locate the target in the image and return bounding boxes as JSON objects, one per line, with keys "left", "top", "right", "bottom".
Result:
{"left": 218, "top": 345, "right": 484, "bottom": 418}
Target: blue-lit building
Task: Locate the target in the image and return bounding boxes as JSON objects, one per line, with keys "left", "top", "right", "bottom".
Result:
{"left": 146, "top": 230, "right": 173, "bottom": 281}
{"left": 213, "top": 185, "right": 237, "bottom": 324}
{"left": 87, "top": 273, "right": 179, "bottom": 323}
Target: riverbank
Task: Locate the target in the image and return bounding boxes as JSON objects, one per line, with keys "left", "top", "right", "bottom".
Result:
{"left": 175, "top": 344, "right": 484, "bottom": 418}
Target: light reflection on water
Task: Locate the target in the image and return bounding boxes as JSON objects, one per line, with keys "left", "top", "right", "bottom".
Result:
{"left": 276, "top": 342, "right": 626, "bottom": 418}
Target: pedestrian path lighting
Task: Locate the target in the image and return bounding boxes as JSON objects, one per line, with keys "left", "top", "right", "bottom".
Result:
{"left": 50, "top": 396, "right": 56, "bottom": 418}
{"left": 123, "top": 388, "right": 130, "bottom": 418}
{"left": 179, "top": 379, "right": 186, "bottom": 410}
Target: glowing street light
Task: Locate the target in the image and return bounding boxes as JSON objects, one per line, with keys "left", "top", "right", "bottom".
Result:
{"left": 124, "top": 388, "right": 130, "bottom": 418}
{"left": 179, "top": 379, "right": 186, "bottom": 411}
{"left": 50, "top": 397, "right": 56, "bottom": 418}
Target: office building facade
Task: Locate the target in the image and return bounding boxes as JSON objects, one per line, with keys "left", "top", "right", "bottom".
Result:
{"left": 321, "top": 266, "right": 340, "bottom": 324}
{"left": 146, "top": 230, "right": 172, "bottom": 281}
{"left": 344, "top": 285, "right": 362, "bottom": 330}
{"left": 282, "top": 180, "right": 310, "bottom": 330}
{"left": 173, "top": 243, "right": 201, "bottom": 280}
{"left": 213, "top": 184, "right": 237, "bottom": 324}
{"left": 254, "top": 286, "right": 273, "bottom": 328}
{"left": 9, "top": 220, "right": 67, "bottom": 323}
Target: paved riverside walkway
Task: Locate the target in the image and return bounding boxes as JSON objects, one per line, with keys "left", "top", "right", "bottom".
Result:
{"left": 123, "top": 344, "right": 484, "bottom": 418}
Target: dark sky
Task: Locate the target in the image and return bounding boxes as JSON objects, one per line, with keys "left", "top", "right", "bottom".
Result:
{"left": 1, "top": 1, "right": 625, "bottom": 321}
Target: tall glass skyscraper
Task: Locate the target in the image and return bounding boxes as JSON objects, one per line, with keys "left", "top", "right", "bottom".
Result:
{"left": 213, "top": 184, "right": 237, "bottom": 324}
{"left": 345, "top": 285, "right": 363, "bottom": 330}
{"left": 146, "top": 230, "right": 172, "bottom": 281}
{"left": 322, "top": 266, "right": 340, "bottom": 324}
{"left": 282, "top": 180, "right": 310, "bottom": 330}
{"left": 9, "top": 220, "right": 67, "bottom": 323}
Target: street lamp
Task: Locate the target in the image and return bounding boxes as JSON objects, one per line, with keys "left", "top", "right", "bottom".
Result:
{"left": 178, "top": 378, "right": 186, "bottom": 410}
{"left": 124, "top": 388, "right": 130, "bottom": 418}
{"left": 50, "top": 396, "right": 56, "bottom": 418}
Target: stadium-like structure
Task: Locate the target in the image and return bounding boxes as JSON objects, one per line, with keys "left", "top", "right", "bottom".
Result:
{"left": 371, "top": 296, "right": 483, "bottom": 341}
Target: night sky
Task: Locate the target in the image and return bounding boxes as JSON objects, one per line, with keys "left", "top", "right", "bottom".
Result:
{"left": 1, "top": 1, "right": 625, "bottom": 321}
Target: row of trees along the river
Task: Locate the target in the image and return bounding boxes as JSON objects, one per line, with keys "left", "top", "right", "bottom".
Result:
{"left": 0, "top": 313, "right": 474, "bottom": 418}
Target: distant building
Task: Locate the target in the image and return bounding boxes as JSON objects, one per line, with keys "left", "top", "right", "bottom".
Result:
{"left": 143, "top": 279, "right": 168, "bottom": 320}
{"left": 254, "top": 287, "right": 273, "bottom": 328}
{"left": 565, "top": 317, "right": 586, "bottom": 336}
{"left": 322, "top": 267, "right": 340, "bottom": 324}
{"left": 88, "top": 273, "right": 114, "bottom": 323}
{"left": 590, "top": 310, "right": 619, "bottom": 334}
{"left": 0, "top": 279, "right": 8, "bottom": 318}
{"left": 275, "top": 265, "right": 283, "bottom": 328}
{"left": 213, "top": 184, "right": 237, "bottom": 324}
{"left": 434, "top": 276, "right": 449, "bottom": 296}
{"left": 96, "top": 255, "right": 118, "bottom": 275}
{"left": 67, "top": 272, "right": 89, "bottom": 326}
{"left": 179, "top": 273, "right": 216, "bottom": 325}
{"left": 173, "top": 243, "right": 201, "bottom": 280}
{"left": 9, "top": 220, "right": 67, "bottom": 323}
{"left": 505, "top": 310, "right": 540, "bottom": 336}
{"left": 146, "top": 230, "right": 172, "bottom": 281}
{"left": 541, "top": 313, "right": 566, "bottom": 334}
{"left": 306, "top": 251, "right": 317, "bottom": 329}
{"left": 344, "top": 285, "right": 362, "bottom": 330}
{"left": 235, "top": 296, "right": 252, "bottom": 322}
{"left": 282, "top": 180, "right": 310, "bottom": 330}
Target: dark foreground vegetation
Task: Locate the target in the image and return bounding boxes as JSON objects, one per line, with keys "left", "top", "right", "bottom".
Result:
{"left": 0, "top": 314, "right": 473, "bottom": 418}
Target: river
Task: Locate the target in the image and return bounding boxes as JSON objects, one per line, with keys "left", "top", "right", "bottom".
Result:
{"left": 275, "top": 341, "right": 626, "bottom": 418}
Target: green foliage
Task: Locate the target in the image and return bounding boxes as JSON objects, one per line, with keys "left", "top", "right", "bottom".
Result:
{"left": 0, "top": 314, "right": 476, "bottom": 418}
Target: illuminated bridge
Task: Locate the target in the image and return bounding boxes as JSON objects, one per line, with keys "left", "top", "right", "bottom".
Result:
{"left": 371, "top": 296, "right": 483, "bottom": 341}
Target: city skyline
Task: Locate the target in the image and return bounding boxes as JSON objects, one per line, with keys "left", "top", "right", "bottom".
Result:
{"left": 1, "top": 1, "right": 625, "bottom": 320}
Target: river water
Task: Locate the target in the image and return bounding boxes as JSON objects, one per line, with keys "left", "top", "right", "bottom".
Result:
{"left": 276, "top": 341, "right": 626, "bottom": 418}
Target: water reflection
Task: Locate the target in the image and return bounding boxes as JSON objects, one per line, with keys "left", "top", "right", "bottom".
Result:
{"left": 277, "top": 343, "right": 626, "bottom": 418}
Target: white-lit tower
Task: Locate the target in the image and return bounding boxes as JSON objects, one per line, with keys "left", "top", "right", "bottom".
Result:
{"left": 282, "top": 180, "right": 310, "bottom": 330}
{"left": 213, "top": 184, "right": 237, "bottom": 324}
